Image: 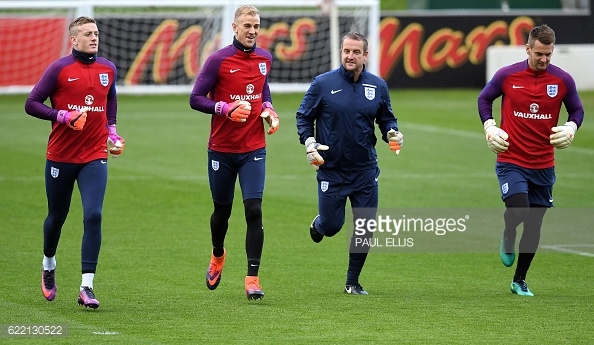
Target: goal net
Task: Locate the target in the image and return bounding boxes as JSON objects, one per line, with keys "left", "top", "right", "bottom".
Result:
{"left": 0, "top": 0, "right": 379, "bottom": 94}
{"left": 0, "top": 2, "right": 80, "bottom": 93}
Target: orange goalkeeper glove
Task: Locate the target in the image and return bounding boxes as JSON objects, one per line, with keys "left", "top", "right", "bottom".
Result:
{"left": 215, "top": 100, "right": 250, "bottom": 122}
{"left": 56, "top": 107, "right": 88, "bottom": 130}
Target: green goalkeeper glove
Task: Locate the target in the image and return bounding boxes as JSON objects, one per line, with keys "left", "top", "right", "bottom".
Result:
{"left": 550, "top": 121, "right": 577, "bottom": 149}
{"left": 305, "top": 137, "right": 329, "bottom": 170}
{"left": 483, "top": 119, "right": 509, "bottom": 153}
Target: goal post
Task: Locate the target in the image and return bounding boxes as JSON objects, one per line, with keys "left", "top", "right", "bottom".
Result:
{"left": 0, "top": 0, "right": 379, "bottom": 94}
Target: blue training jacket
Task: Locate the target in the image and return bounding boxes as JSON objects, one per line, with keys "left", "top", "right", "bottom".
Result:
{"left": 296, "top": 65, "right": 399, "bottom": 171}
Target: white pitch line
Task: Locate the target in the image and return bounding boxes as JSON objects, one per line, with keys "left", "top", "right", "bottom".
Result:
{"left": 92, "top": 331, "right": 120, "bottom": 335}
{"left": 407, "top": 123, "right": 594, "bottom": 155}
{"left": 541, "top": 244, "right": 594, "bottom": 257}
{"left": 563, "top": 146, "right": 594, "bottom": 155}
{"left": 407, "top": 123, "right": 483, "bottom": 139}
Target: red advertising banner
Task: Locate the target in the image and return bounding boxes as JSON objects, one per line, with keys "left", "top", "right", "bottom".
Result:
{"left": 0, "top": 18, "right": 71, "bottom": 86}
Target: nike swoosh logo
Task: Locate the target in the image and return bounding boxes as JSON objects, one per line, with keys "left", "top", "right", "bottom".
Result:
{"left": 230, "top": 69, "right": 240, "bottom": 73}
{"left": 250, "top": 264, "right": 258, "bottom": 267}
{"left": 331, "top": 89, "right": 342, "bottom": 94}
{"left": 207, "top": 272, "right": 220, "bottom": 285}
{"left": 374, "top": 178, "right": 378, "bottom": 182}
{"left": 345, "top": 287, "right": 352, "bottom": 293}
{"left": 254, "top": 157, "right": 263, "bottom": 161}
{"left": 68, "top": 78, "right": 80, "bottom": 82}
{"left": 512, "top": 85, "right": 524, "bottom": 89}
{"left": 548, "top": 199, "right": 554, "bottom": 203}
{"left": 101, "top": 160, "right": 107, "bottom": 164}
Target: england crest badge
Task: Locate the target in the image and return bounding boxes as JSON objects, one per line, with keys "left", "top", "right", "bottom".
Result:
{"left": 99, "top": 73, "right": 109, "bottom": 87}
{"left": 259, "top": 63, "right": 267, "bottom": 76}
{"left": 365, "top": 87, "right": 375, "bottom": 100}
{"left": 547, "top": 84, "right": 558, "bottom": 98}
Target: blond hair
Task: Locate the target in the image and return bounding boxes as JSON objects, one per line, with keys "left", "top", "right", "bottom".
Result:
{"left": 69, "top": 16, "right": 96, "bottom": 36}
{"left": 234, "top": 5, "right": 259, "bottom": 22}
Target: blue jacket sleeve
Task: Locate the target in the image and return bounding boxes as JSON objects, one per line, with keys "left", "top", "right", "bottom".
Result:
{"left": 296, "top": 78, "right": 322, "bottom": 145}
{"left": 376, "top": 82, "right": 398, "bottom": 142}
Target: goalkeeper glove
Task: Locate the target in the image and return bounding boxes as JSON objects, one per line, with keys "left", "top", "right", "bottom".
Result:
{"left": 56, "top": 107, "right": 88, "bottom": 130}
{"left": 387, "top": 129, "right": 403, "bottom": 156}
{"left": 260, "top": 102, "right": 279, "bottom": 135}
{"left": 550, "top": 121, "right": 577, "bottom": 149}
{"left": 483, "top": 119, "right": 509, "bottom": 153}
{"left": 107, "top": 125, "right": 125, "bottom": 158}
{"left": 305, "top": 137, "right": 329, "bottom": 170}
{"left": 215, "top": 100, "right": 250, "bottom": 122}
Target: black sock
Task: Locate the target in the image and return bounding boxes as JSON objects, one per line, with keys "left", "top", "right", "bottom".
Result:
{"left": 513, "top": 252, "right": 535, "bottom": 281}
{"left": 503, "top": 194, "right": 530, "bottom": 252}
{"left": 346, "top": 252, "right": 368, "bottom": 286}
{"left": 244, "top": 198, "right": 263, "bottom": 277}
{"left": 513, "top": 206, "right": 546, "bottom": 282}
{"left": 211, "top": 202, "right": 232, "bottom": 257}
{"left": 212, "top": 245, "right": 225, "bottom": 258}
{"left": 247, "top": 258, "right": 260, "bottom": 276}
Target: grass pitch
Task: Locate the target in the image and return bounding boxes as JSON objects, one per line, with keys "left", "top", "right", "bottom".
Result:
{"left": 1, "top": 89, "right": 593, "bottom": 344}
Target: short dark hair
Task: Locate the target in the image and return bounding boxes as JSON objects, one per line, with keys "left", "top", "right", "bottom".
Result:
{"left": 341, "top": 32, "right": 368, "bottom": 53}
{"left": 528, "top": 24, "right": 555, "bottom": 47}
{"left": 69, "top": 16, "right": 96, "bottom": 36}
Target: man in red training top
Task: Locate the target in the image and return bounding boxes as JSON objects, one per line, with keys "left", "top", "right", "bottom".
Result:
{"left": 478, "top": 24, "right": 584, "bottom": 296}
{"left": 189, "top": 5, "right": 279, "bottom": 300}
{"left": 25, "top": 16, "right": 125, "bottom": 309}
